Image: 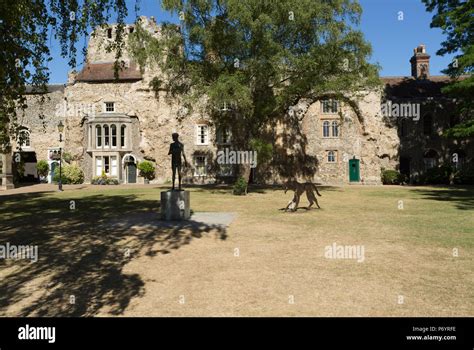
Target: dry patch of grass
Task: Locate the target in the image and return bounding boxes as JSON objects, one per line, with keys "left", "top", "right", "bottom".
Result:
{"left": 0, "top": 184, "right": 472, "bottom": 316}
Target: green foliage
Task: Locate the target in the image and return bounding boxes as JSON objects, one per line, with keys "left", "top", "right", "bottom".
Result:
{"left": 36, "top": 160, "right": 49, "bottom": 178}
{"left": 233, "top": 176, "right": 248, "bottom": 196}
{"left": 0, "top": 0, "right": 129, "bottom": 152}
{"left": 137, "top": 160, "right": 156, "bottom": 180}
{"left": 420, "top": 165, "right": 453, "bottom": 185}
{"left": 422, "top": 0, "right": 474, "bottom": 136}
{"left": 129, "top": 0, "right": 380, "bottom": 152}
{"left": 53, "top": 164, "right": 84, "bottom": 184}
{"left": 453, "top": 165, "right": 474, "bottom": 185}
{"left": 91, "top": 175, "right": 119, "bottom": 185}
{"left": 249, "top": 138, "right": 273, "bottom": 166}
{"left": 381, "top": 169, "right": 403, "bottom": 185}
{"left": 62, "top": 152, "right": 73, "bottom": 164}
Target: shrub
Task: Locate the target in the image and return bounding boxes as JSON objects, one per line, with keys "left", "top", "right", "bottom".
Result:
{"left": 62, "top": 152, "right": 73, "bottom": 164}
{"left": 421, "top": 165, "right": 452, "bottom": 185}
{"left": 53, "top": 164, "right": 84, "bottom": 184}
{"left": 233, "top": 176, "right": 247, "bottom": 195}
{"left": 91, "top": 175, "right": 119, "bottom": 185}
{"left": 381, "top": 169, "right": 402, "bottom": 185}
{"left": 36, "top": 160, "right": 49, "bottom": 178}
{"left": 137, "top": 161, "right": 156, "bottom": 181}
{"left": 453, "top": 165, "right": 474, "bottom": 185}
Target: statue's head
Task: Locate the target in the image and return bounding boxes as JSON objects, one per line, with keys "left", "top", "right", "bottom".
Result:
{"left": 172, "top": 132, "right": 179, "bottom": 141}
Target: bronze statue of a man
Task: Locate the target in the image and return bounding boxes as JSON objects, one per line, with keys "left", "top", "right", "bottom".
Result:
{"left": 168, "top": 133, "right": 187, "bottom": 190}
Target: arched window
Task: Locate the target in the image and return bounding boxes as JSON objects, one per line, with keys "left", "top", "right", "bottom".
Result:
{"left": 331, "top": 121, "right": 339, "bottom": 137}
{"left": 96, "top": 125, "right": 102, "bottom": 147}
{"left": 120, "top": 125, "right": 126, "bottom": 148}
{"left": 323, "top": 121, "right": 330, "bottom": 138}
{"left": 18, "top": 129, "right": 30, "bottom": 148}
{"left": 327, "top": 151, "right": 336, "bottom": 163}
{"left": 104, "top": 125, "right": 110, "bottom": 147}
{"left": 423, "top": 149, "right": 438, "bottom": 170}
{"left": 111, "top": 125, "right": 117, "bottom": 148}
{"left": 423, "top": 114, "right": 432, "bottom": 135}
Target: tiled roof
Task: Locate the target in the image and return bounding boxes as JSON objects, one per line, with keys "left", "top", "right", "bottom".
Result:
{"left": 381, "top": 75, "right": 469, "bottom": 99}
{"left": 76, "top": 62, "right": 142, "bottom": 82}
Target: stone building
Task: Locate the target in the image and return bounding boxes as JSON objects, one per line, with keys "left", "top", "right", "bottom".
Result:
{"left": 1, "top": 18, "right": 472, "bottom": 189}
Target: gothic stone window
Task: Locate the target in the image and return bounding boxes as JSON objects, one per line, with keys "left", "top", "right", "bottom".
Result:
{"left": 423, "top": 149, "right": 438, "bottom": 170}
{"left": 322, "top": 121, "right": 339, "bottom": 138}
{"left": 327, "top": 150, "right": 337, "bottom": 163}
{"left": 331, "top": 121, "right": 339, "bottom": 137}
{"left": 321, "top": 100, "right": 339, "bottom": 114}
{"left": 322, "top": 121, "right": 330, "bottom": 138}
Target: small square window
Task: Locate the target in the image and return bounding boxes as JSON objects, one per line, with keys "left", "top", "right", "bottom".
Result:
{"left": 327, "top": 151, "right": 337, "bottom": 163}
{"left": 105, "top": 102, "right": 115, "bottom": 113}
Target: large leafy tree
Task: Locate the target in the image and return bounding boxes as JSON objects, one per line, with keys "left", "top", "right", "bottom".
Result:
{"left": 0, "top": 0, "right": 129, "bottom": 153}
{"left": 422, "top": 0, "right": 474, "bottom": 137}
{"left": 129, "top": 0, "right": 379, "bottom": 181}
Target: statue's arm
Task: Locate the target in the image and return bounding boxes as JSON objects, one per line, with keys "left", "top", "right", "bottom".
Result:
{"left": 168, "top": 144, "right": 172, "bottom": 155}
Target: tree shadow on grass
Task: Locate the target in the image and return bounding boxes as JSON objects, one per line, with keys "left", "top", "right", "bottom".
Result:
{"left": 410, "top": 186, "right": 474, "bottom": 211}
{"left": 0, "top": 192, "right": 227, "bottom": 316}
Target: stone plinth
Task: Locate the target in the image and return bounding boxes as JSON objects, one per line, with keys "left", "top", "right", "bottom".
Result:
{"left": 0, "top": 153, "right": 14, "bottom": 191}
{"left": 160, "top": 190, "right": 190, "bottom": 220}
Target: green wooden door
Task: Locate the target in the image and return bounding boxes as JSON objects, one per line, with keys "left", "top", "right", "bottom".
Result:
{"left": 349, "top": 159, "right": 360, "bottom": 182}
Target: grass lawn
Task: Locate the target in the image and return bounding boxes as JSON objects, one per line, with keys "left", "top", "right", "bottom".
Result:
{"left": 0, "top": 184, "right": 472, "bottom": 316}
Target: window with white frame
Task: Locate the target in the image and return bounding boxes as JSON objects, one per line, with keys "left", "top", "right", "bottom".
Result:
{"left": 111, "top": 125, "right": 117, "bottom": 148}
{"left": 321, "top": 100, "right": 339, "bottom": 114}
{"left": 120, "top": 125, "right": 126, "bottom": 148}
{"left": 105, "top": 102, "right": 115, "bottom": 113}
{"left": 96, "top": 155, "right": 118, "bottom": 177}
{"left": 327, "top": 150, "right": 337, "bottom": 163}
{"left": 96, "top": 125, "right": 102, "bottom": 147}
{"left": 216, "top": 126, "right": 231, "bottom": 144}
{"left": 104, "top": 125, "right": 110, "bottom": 147}
{"left": 196, "top": 125, "right": 209, "bottom": 145}
{"left": 194, "top": 155, "right": 207, "bottom": 176}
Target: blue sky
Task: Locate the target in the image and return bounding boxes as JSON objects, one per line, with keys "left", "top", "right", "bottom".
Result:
{"left": 47, "top": 0, "right": 455, "bottom": 83}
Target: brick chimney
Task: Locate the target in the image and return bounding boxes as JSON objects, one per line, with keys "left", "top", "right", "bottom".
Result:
{"left": 410, "top": 44, "right": 430, "bottom": 79}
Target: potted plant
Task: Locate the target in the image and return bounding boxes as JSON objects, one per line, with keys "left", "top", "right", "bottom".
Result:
{"left": 137, "top": 161, "right": 156, "bottom": 184}
{"left": 36, "top": 160, "right": 49, "bottom": 183}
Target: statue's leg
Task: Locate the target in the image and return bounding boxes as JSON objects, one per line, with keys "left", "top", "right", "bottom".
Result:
{"left": 292, "top": 192, "right": 300, "bottom": 211}
{"left": 306, "top": 191, "right": 314, "bottom": 209}
{"left": 177, "top": 164, "right": 182, "bottom": 190}
{"left": 172, "top": 165, "right": 176, "bottom": 190}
